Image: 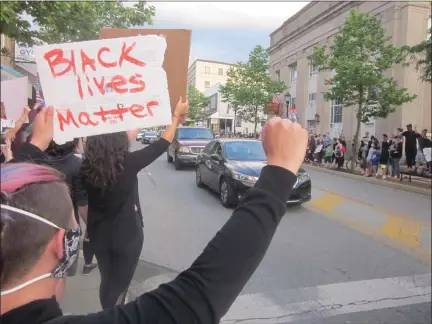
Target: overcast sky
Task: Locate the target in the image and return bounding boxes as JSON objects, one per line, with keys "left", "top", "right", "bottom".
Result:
{"left": 146, "top": 2, "right": 309, "bottom": 65}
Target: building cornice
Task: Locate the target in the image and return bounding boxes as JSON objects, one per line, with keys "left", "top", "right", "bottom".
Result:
{"left": 268, "top": 1, "right": 361, "bottom": 55}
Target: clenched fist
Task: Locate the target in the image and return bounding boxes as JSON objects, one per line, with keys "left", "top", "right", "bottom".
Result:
{"left": 261, "top": 117, "right": 308, "bottom": 175}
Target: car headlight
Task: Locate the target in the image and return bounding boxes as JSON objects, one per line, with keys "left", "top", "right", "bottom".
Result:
{"left": 232, "top": 170, "right": 258, "bottom": 183}
{"left": 178, "top": 146, "right": 191, "bottom": 153}
{"left": 294, "top": 173, "right": 310, "bottom": 187}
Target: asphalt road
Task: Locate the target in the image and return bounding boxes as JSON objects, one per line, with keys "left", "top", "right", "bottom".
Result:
{"left": 133, "top": 142, "right": 431, "bottom": 323}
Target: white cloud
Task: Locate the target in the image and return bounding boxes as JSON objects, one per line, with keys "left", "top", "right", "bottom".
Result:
{"left": 149, "top": 2, "right": 309, "bottom": 30}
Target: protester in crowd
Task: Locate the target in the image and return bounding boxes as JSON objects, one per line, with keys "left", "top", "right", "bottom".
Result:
{"left": 10, "top": 127, "right": 91, "bottom": 277}
{"left": 380, "top": 134, "right": 391, "bottom": 179}
{"left": 1, "top": 107, "right": 308, "bottom": 324}
{"left": 79, "top": 98, "right": 188, "bottom": 309}
{"left": 415, "top": 129, "right": 431, "bottom": 175}
{"left": 313, "top": 139, "right": 323, "bottom": 165}
{"left": 307, "top": 134, "right": 316, "bottom": 163}
{"left": 402, "top": 124, "right": 417, "bottom": 172}
{"left": 389, "top": 131, "right": 403, "bottom": 179}
{"left": 366, "top": 141, "right": 380, "bottom": 177}
{"left": 322, "top": 132, "right": 331, "bottom": 148}
{"left": 334, "top": 139, "right": 345, "bottom": 169}
{"left": 324, "top": 143, "right": 333, "bottom": 168}
{"left": 1, "top": 138, "right": 13, "bottom": 163}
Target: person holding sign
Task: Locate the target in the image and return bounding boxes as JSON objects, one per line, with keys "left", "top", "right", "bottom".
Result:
{"left": 1, "top": 108, "right": 308, "bottom": 324}
{"left": 79, "top": 97, "right": 188, "bottom": 309}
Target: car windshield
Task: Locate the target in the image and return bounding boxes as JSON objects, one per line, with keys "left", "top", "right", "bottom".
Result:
{"left": 224, "top": 141, "right": 267, "bottom": 161}
{"left": 178, "top": 128, "right": 213, "bottom": 140}
{"left": 146, "top": 132, "right": 157, "bottom": 137}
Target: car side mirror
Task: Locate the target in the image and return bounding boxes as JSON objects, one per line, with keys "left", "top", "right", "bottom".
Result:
{"left": 210, "top": 154, "right": 222, "bottom": 162}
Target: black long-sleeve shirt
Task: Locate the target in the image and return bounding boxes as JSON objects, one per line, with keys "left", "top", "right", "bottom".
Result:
{"left": 2, "top": 159, "right": 297, "bottom": 323}
{"left": 84, "top": 138, "right": 171, "bottom": 232}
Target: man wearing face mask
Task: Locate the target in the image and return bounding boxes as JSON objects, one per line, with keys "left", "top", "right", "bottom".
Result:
{"left": 1, "top": 107, "right": 309, "bottom": 324}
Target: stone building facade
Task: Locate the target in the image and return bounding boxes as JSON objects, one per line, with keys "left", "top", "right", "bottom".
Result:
{"left": 269, "top": 1, "right": 431, "bottom": 142}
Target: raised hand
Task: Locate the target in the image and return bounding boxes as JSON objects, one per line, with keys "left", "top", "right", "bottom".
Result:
{"left": 261, "top": 117, "right": 308, "bottom": 175}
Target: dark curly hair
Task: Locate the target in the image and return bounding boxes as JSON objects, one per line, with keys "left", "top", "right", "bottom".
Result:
{"left": 45, "top": 139, "right": 79, "bottom": 157}
{"left": 80, "top": 132, "right": 129, "bottom": 193}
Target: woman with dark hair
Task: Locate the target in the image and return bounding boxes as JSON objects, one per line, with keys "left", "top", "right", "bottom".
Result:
{"left": 81, "top": 98, "right": 189, "bottom": 309}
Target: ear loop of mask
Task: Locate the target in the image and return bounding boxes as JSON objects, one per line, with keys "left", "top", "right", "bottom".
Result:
{"left": 0, "top": 204, "right": 62, "bottom": 296}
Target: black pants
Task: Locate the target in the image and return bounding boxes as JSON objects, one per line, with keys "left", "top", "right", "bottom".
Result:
{"left": 83, "top": 239, "right": 95, "bottom": 265}
{"left": 406, "top": 148, "right": 417, "bottom": 168}
{"left": 90, "top": 218, "right": 144, "bottom": 309}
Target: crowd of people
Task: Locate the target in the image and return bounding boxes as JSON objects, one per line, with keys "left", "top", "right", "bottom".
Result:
{"left": 304, "top": 125, "right": 432, "bottom": 180}
{"left": 306, "top": 133, "right": 347, "bottom": 169}
{"left": 1, "top": 99, "right": 310, "bottom": 324}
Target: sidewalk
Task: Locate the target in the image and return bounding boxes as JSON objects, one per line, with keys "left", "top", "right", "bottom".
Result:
{"left": 302, "top": 163, "right": 431, "bottom": 197}
{"left": 61, "top": 255, "right": 179, "bottom": 314}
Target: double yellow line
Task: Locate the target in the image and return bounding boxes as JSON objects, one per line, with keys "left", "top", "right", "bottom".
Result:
{"left": 305, "top": 189, "right": 431, "bottom": 265}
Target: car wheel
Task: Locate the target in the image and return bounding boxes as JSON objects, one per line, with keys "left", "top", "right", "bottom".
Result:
{"left": 196, "top": 166, "right": 204, "bottom": 187}
{"left": 174, "top": 154, "right": 182, "bottom": 170}
{"left": 219, "top": 178, "right": 236, "bottom": 208}
{"left": 167, "top": 152, "right": 173, "bottom": 163}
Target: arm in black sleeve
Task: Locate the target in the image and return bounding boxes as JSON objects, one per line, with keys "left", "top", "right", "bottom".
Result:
{"left": 9, "top": 142, "right": 45, "bottom": 164}
{"left": 126, "top": 138, "right": 171, "bottom": 173}
{"left": 84, "top": 165, "right": 297, "bottom": 324}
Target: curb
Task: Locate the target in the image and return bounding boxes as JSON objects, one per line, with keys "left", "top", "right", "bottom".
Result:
{"left": 302, "top": 164, "right": 431, "bottom": 197}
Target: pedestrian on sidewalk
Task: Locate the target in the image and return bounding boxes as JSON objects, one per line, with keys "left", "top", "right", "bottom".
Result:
{"left": 1, "top": 108, "right": 308, "bottom": 324}
{"left": 389, "top": 131, "right": 403, "bottom": 180}
{"left": 379, "top": 134, "right": 391, "bottom": 179}
{"left": 415, "top": 129, "right": 430, "bottom": 175}
{"left": 402, "top": 124, "right": 417, "bottom": 172}
{"left": 324, "top": 143, "right": 333, "bottom": 168}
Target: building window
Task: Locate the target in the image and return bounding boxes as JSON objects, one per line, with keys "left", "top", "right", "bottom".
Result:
{"left": 209, "top": 93, "right": 218, "bottom": 110}
{"left": 309, "top": 64, "right": 319, "bottom": 77}
{"left": 218, "top": 68, "right": 223, "bottom": 75}
{"left": 290, "top": 64, "right": 297, "bottom": 83}
{"left": 331, "top": 99, "right": 343, "bottom": 124}
{"left": 275, "top": 70, "right": 280, "bottom": 82}
{"left": 204, "top": 81, "right": 210, "bottom": 88}
{"left": 290, "top": 97, "right": 296, "bottom": 109}
{"left": 308, "top": 93, "right": 316, "bottom": 105}
{"left": 205, "top": 66, "right": 211, "bottom": 74}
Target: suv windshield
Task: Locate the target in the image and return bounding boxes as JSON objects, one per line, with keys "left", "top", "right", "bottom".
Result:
{"left": 146, "top": 132, "right": 157, "bottom": 137}
{"left": 224, "top": 141, "right": 267, "bottom": 161}
{"left": 178, "top": 128, "right": 213, "bottom": 140}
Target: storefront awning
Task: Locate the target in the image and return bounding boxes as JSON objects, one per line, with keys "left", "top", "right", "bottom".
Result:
{"left": 208, "top": 112, "right": 234, "bottom": 120}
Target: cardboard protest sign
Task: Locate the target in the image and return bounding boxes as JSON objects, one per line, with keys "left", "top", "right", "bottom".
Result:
{"left": 99, "top": 29, "right": 192, "bottom": 113}
{"left": 0, "top": 77, "right": 29, "bottom": 123}
{"left": 34, "top": 35, "right": 172, "bottom": 144}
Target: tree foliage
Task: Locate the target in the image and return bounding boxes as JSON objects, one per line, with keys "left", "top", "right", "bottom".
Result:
{"left": 0, "top": 1, "right": 155, "bottom": 47}
{"left": 220, "top": 45, "right": 286, "bottom": 133}
{"left": 311, "top": 9, "right": 416, "bottom": 170}
{"left": 409, "top": 22, "right": 431, "bottom": 83}
{"left": 187, "top": 86, "right": 209, "bottom": 122}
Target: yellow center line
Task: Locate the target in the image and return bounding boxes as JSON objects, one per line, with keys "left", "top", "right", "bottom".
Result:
{"left": 313, "top": 186, "right": 432, "bottom": 228}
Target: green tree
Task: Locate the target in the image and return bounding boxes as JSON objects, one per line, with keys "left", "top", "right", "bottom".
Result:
{"left": 409, "top": 22, "right": 431, "bottom": 83}
{"left": 187, "top": 86, "right": 209, "bottom": 122}
{"left": 311, "top": 9, "right": 416, "bottom": 171}
{"left": 0, "top": 1, "right": 155, "bottom": 48}
{"left": 222, "top": 45, "right": 285, "bottom": 134}
{"left": 220, "top": 66, "right": 243, "bottom": 133}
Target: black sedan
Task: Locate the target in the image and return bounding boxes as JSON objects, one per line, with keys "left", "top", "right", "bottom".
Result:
{"left": 196, "top": 139, "right": 311, "bottom": 207}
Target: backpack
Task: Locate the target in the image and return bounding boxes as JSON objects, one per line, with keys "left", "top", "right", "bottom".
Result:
{"left": 335, "top": 146, "right": 342, "bottom": 158}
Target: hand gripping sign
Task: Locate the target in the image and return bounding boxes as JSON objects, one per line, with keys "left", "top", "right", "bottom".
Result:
{"left": 34, "top": 35, "right": 172, "bottom": 144}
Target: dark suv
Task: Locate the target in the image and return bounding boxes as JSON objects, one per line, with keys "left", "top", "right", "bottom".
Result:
{"left": 167, "top": 127, "right": 214, "bottom": 170}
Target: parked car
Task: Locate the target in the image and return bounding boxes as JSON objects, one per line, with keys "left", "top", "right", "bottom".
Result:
{"left": 167, "top": 127, "right": 214, "bottom": 170}
{"left": 142, "top": 131, "right": 158, "bottom": 144}
{"left": 136, "top": 130, "right": 145, "bottom": 141}
{"left": 196, "top": 139, "right": 311, "bottom": 207}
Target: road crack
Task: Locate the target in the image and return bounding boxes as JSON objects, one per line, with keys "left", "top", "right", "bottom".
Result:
{"left": 225, "top": 292, "right": 431, "bottom": 323}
